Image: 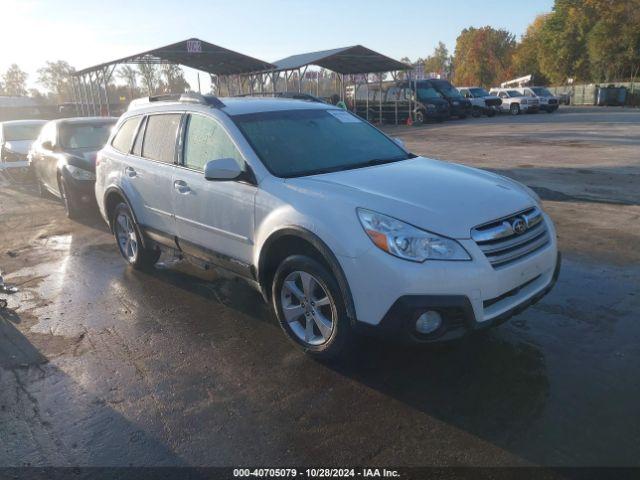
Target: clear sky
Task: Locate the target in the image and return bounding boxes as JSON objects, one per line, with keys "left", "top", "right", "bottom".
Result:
{"left": 0, "top": 0, "right": 554, "bottom": 92}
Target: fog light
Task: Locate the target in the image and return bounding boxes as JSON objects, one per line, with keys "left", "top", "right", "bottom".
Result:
{"left": 415, "top": 311, "right": 442, "bottom": 334}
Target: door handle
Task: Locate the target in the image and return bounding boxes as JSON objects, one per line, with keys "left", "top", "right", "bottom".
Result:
{"left": 173, "top": 179, "right": 191, "bottom": 194}
{"left": 124, "top": 166, "right": 137, "bottom": 177}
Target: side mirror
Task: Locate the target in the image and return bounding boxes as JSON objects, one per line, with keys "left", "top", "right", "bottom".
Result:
{"left": 393, "top": 137, "right": 406, "bottom": 149}
{"left": 41, "top": 140, "right": 53, "bottom": 150}
{"left": 204, "top": 157, "right": 243, "bottom": 181}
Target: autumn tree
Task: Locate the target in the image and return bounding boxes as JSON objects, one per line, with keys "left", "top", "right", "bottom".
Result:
{"left": 423, "top": 42, "right": 451, "bottom": 78}
{"left": 453, "top": 27, "right": 516, "bottom": 87}
{"left": 37, "top": 60, "right": 76, "bottom": 102}
{"left": 512, "top": 14, "right": 550, "bottom": 84}
{"left": 2, "top": 64, "right": 28, "bottom": 96}
{"left": 585, "top": 0, "right": 640, "bottom": 82}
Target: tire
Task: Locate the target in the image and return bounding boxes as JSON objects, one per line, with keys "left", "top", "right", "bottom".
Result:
{"left": 272, "top": 255, "right": 351, "bottom": 360}
{"left": 59, "top": 177, "right": 83, "bottom": 219}
{"left": 112, "top": 202, "right": 160, "bottom": 270}
{"left": 510, "top": 103, "right": 521, "bottom": 115}
{"left": 458, "top": 114, "right": 467, "bottom": 120}
{"left": 414, "top": 110, "right": 425, "bottom": 125}
{"left": 471, "top": 107, "right": 482, "bottom": 118}
{"left": 487, "top": 109, "right": 496, "bottom": 117}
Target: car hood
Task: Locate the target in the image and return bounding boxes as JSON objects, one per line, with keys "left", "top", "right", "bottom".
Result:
{"left": 290, "top": 157, "right": 536, "bottom": 239}
{"left": 4, "top": 140, "right": 34, "bottom": 155}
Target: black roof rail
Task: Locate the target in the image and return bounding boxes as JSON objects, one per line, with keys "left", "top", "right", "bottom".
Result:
{"left": 129, "top": 93, "right": 225, "bottom": 110}
{"left": 274, "top": 92, "right": 326, "bottom": 103}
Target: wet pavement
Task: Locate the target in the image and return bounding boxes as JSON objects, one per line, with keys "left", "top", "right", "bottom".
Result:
{"left": 1, "top": 107, "right": 639, "bottom": 467}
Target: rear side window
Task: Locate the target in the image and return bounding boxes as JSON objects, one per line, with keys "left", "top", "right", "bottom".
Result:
{"left": 111, "top": 117, "right": 140, "bottom": 153}
{"left": 141, "top": 114, "right": 181, "bottom": 164}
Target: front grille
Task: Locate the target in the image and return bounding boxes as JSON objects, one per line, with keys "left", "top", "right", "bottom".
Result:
{"left": 548, "top": 99, "right": 558, "bottom": 105}
{"left": 485, "top": 98, "right": 501, "bottom": 107}
{"left": 472, "top": 207, "right": 550, "bottom": 268}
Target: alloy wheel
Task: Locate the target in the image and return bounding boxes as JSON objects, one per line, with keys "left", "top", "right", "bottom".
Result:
{"left": 115, "top": 212, "right": 138, "bottom": 263}
{"left": 280, "top": 270, "right": 336, "bottom": 346}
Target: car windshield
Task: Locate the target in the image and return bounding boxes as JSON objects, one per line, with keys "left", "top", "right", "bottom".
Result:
{"left": 507, "top": 90, "right": 521, "bottom": 97}
{"left": 470, "top": 88, "right": 490, "bottom": 97}
{"left": 232, "top": 109, "right": 413, "bottom": 178}
{"left": 59, "top": 122, "right": 114, "bottom": 149}
{"left": 434, "top": 83, "right": 462, "bottom": 98}
{"left": 531, "top": 87, "right": 553, "bottom": 96}
{"left": 417, "top": 87, "right": 443, "bottom": 99}
{"left": 3, "top": 123, "right": 44, "bottom": 141}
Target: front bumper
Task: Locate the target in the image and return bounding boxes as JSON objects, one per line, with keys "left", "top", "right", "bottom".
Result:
{"left": 450, "top": 103, "right": 472, "bottom": 116}
{"left": 356, "top": 252, "right": 561, "bottom": 343}
{"left": 541, "top": 103, "right": 559, "bottom": 112}
{"left": 341, "top": 215, "right": 559, "bottom": 342}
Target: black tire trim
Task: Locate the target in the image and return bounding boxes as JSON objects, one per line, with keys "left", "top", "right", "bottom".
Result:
{"left": 258, "top": 227, "right": 357, "bottom": 325}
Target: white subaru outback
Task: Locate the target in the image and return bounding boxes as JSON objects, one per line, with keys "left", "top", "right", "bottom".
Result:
{"left": 96, "top": 93, "right": 560, "bottom": 359}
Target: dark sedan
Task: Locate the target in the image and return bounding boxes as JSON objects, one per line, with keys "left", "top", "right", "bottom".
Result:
{"left": 30, "top": 117, "right": 117, "bottom": 218}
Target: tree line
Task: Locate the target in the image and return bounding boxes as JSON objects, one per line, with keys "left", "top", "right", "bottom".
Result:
{"left": 409, "top": 0, "right": 640, "bottom": 87}
{"left": 2, "top": 0, "right": 638, "bottom": 100}
{"left": 0, "top": 61, "right": 191, "bottom": 103}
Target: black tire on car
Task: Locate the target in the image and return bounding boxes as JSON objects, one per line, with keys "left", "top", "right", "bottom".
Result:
{"left": 272, "top": 254, "right": 351, "bottom": 360}
{"left": 59, "top": 177, "right": 83, "bottom": 219}
{"left": 112, "top": 202, "right": 160, "bottom": 270}
{"left": 414, "top": 110, "right": 425, "bottom": 125}
{"left": 510, "top": 103, "right": 521, "bottom": 115}
{"left": 458, "top": 114, "right": 467, "bottom": 120}
{"left": 487, "top": 109, "right": 496, "bottom": 117}
{"left": 471, "top": 107, "right": 482, "bottom": 118}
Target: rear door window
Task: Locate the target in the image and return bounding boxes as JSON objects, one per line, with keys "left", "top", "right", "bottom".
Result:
{"left": 111, "top": 117, "right": 140, "bottom": 154}
{"left": 141, "top": 114, "right": 182, "bottom": 164}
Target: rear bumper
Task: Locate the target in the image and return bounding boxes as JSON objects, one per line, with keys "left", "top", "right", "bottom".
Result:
{"left": 61, "top": 170, "right": 97, "bottom": 205}
{"left": 354, "top": 252, "right": 561, "bottom": 343}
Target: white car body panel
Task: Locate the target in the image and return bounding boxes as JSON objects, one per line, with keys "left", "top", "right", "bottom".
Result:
{"left": 96, "top": 96, "right": 558, "bottom": 336}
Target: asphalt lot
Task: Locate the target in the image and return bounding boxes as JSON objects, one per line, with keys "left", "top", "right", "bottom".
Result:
{"left": 1, "top": 107, "right": 639, "bottom": 467}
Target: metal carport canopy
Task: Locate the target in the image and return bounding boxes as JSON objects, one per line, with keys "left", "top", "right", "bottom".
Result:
{"left": 75, "top": 37, "right": 275, "bottom": 75}
{"left": 269, "top": 45, "right": 410, "bottom": 74}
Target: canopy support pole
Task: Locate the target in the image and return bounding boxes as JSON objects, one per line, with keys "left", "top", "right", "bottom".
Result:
{"left": 378, "top": 75, "right": 382, "bottom": 124}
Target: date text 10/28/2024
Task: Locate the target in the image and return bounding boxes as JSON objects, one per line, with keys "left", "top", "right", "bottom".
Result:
{"left": 233, "top": 468, "right": 401, "bottom": 478}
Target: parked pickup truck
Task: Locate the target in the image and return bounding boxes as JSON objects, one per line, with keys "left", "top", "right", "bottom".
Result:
{"left": 516, "top": 87, "right": 559, "bottom": 113}
{"left": 458, "top": 87, "right": 502, "bottom": 117}
{"left": 489, "top": 88, "right": 540, "bottom": 115}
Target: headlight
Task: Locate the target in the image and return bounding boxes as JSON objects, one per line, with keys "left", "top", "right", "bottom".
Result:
{"left": 452, "top": 101, "right": 459, "bottom": 106}
{"left": 67, "top": 165, "right": 95, "bottom": 181}
{"left": 357, "top": 208, "right": 471, "bottom": 262}
{"left": 426, "top": 103, "right": 436, "bottom": 109}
